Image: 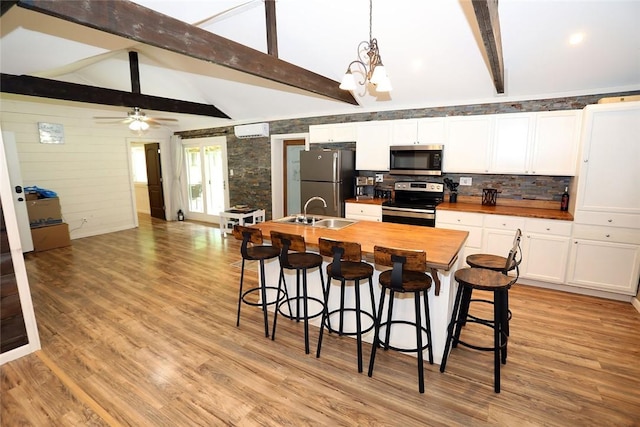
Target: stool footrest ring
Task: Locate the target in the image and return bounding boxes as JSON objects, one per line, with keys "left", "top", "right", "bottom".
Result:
{"left": 277, "top": 296, "right": 324, "bottom": 321}
{"left": 324, "top": 308, "right": 376, "bottom": 336}
{"left": 241, "top": 286, "right": 286, "bottom": 308}
{"left": 376, "top": 320, "right": 432, "bottom": 354}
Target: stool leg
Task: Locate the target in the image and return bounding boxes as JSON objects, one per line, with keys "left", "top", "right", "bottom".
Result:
{"left": 453, "top": 286, "right": 473, "bottom": 348}
{"left": 414, "top": 291, "right": 425, "bottom": 394}
{"left": 258, "top": 259, "right": 269, "bottom": 337}
{"left": 302, "top": 269, "right": 310, "bottom": 354}
{"left": 423, "top": 289, "right": 433, "bottom": 365}
{"left": 339, "top": 279, "right": 346, "bottom": 335}
{"left": 236, "top": 258, "right": 246, "bottom": 327}
{"left": 271, "top": 267, "right": 287, "bottom": 341}
{"left": 440, "top": 283, "right": 464, "bottom": 373}
{"left": 296, "top": 270, "right": 302, "bottom": 322}
{"left": 499, "top": 289, "right": 508, "bottom": 364}
{"left": 355, "top": 279, "right": 363, "bottom": 373}
{"left": 493, "top": 289, "right": 504, "bottom": 393}
{"left": 383, "top": 290, "right": 395, "bottom": 351}
{"left": 368, "top": 288, "right": 387, "bottom": 378}
{"left": 368, "top": 276, "right": 376, "bottom": 321}
{"left": 316, "top": 276, "right": 332, "bottom": 358}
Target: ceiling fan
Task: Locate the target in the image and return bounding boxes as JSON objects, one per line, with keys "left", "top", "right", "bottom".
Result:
{"left": 94, "top": 107, "right": 178, "bottom": 131}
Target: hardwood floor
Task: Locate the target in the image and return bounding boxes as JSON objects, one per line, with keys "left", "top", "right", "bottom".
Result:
{"left": 2, "top": 215, "right": 639, "bottom": 426}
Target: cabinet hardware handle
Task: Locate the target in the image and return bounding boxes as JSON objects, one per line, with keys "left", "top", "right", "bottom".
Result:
{"left": 606, "top": 234, "right": 610, "bottom": 238}
{"left": 608, "top": 219, "right": 612, "bottom": 223}
{"left": 546, "top": 228, "right": 550, "bottom": 231}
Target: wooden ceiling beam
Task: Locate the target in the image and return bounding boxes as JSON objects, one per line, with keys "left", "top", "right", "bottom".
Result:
{"left": 472, "top": 0, "right": 505, "bottom": 94}
{"left": 0, "top": 73, "right": 231, "bottom": 118}
{"left": 15, "top": 0, "right": 358, "bottom": 105}
{"left": 265, "top": 0, "right": 278, "bottom": 57}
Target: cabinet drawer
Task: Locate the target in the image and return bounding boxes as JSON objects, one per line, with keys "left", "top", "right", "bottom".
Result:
{"left": 524, "top": 218, "right": 572, "bottom": 236}
{"left": 483, "top": 215, "right": 526, "bottom": 230}
{"left": 436, "top": 210, "right": 484, "bottom": 227}
{"left": 345, "top": 203, "right": 382, "bottom": 219}
{"left": 572, "top": 224, "right": 640, "bottom": 244}
{"left": 574, "top": 210, "right": 640, "bottom": 229}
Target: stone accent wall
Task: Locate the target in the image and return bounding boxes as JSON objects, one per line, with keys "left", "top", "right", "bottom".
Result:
{"left": 177, "top": 91, "right": 639, "bottom": 219}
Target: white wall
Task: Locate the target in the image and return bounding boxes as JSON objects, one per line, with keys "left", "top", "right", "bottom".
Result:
{"left": 0, "top": 97, "right": 174, "bottom": 239}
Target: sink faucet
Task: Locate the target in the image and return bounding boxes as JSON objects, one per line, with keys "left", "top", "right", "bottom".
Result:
{"left": 303, "top": 196, "right": 327, "bottom": 221}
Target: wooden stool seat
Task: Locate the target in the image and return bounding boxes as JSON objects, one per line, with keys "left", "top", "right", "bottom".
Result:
{"left": 316, "top": 238, "right": 376, "bottom": 373}
{"left": 233, "top": 225, "right": 285, "bottom": 338}
{"left": 466, "top": 253, "right": 513, "bottom": 271}
{"left": 440, "top": 267, "right": 516, "bottom": 393}
{"left": 368, "top": 246, "right": 434, "bottom": 394}
{"left": 270, "top": 231, "right": 326, "bottom": 354}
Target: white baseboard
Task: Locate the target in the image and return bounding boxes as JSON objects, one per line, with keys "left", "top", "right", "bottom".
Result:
{"left": 632, "top": 297, "right": 640, "bottom": 314}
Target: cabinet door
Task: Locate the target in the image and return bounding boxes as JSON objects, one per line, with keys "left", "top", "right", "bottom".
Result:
{"left": 567, "top": 239, "right": 640, "bottom": 295}
{"left": 443, "top": 116, "right": 493, "bottom": 173}
{"left": 345, "top": 203, "right": 382, "bottom": 222}
{"left": 391, "top": 119, "right": 418, "bottom": 145}
{"left": 491, "top": 113, "right": 534, "bottom": 174}
{"left": 530, "top": 110, "right": 581, "bottom": 176}
{"left": 309, "top": 123, "right": 357, "bottom": 143}
{"left": 521, "top": 233, "right": 570, "bottom": 283}
{"left": 416, "top": 118, "right": 445, "bottom": 144}
{"left": 356, "top": 122, "right": 391, "bottom": 170}
{"left": 577, "top": 103, "right": 640, "bottom": 214}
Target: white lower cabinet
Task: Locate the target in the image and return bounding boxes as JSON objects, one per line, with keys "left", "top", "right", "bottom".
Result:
{"left": 345, "top": 202, "right": 382, "bottom": 222}
{"left": 567, "top": 225, "right": 640, "bottom": 295}
{"left": 482, "top": 215, "right": 526, "bottom": 256}
{"left": 436, "top": 210, "right": 484, "bottom": 264}
{"left": 521, "top": 219, "right": 572, "bottom": 284}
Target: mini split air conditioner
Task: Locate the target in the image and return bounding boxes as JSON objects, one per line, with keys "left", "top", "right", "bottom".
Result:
{"left": 234, "top": 123, "right": 269, "bottom": 139}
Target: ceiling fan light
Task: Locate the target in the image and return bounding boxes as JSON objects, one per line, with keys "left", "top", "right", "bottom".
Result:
{"left": 139, "top": 121, "right": 150, "bottom": 131}
{"left": 339, "top": 71, "right": 357, "bottom": 91}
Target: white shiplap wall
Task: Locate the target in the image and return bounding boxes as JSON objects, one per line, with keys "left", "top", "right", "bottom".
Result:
{"left": 0, "top": 97, "right": 175, "bottom": 239}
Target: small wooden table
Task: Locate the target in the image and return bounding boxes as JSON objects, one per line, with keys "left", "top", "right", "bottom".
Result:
{"left": 219, "top": 208, "right": 265, "bottom": 236}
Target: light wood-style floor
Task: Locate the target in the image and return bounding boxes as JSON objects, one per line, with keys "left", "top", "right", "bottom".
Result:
{"left": 2, "top": 215, "right": 640, "bottom": 426}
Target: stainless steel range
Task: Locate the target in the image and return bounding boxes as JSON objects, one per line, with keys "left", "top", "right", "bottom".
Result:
{"left": 382, "top": 181, "right": 444, "bottom": 227}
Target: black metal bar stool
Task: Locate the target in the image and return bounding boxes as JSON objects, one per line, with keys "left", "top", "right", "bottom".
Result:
{"left": 440, "top": 244, "right": 520, "bottom": 393}
{"left": 461, "top": 229, "right": 522, "bottom": 339}
{"left": 315, "top": 238, "right": 376, "bottom": 373}
{"left": 232, "top": 225, "right": 285, "bottom": 338}
{"left": 368, "top": 246, "right": 434, "bottom": 394}
{"left": 270, "top": 230, "right": 326, "bottom": 354}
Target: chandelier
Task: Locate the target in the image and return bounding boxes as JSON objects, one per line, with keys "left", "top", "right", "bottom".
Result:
{"left": 339, "top": 0, "right": 392, "bottom": 93}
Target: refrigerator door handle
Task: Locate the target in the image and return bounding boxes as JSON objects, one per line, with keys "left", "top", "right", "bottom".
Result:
{"left": 332, "top": 152, "right": 338, "bottom": 182}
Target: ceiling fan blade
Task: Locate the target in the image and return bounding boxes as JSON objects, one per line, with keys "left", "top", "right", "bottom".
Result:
{"left": 93, "top": 116, "right": 127, "bottom": 120}
{"left": 146, "top": 117, "right": 179, "bottom": 122}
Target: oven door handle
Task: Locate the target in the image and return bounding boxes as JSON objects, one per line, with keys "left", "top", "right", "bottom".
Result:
{"left": 382, "top": 206, "right": 435, "bottom": 215}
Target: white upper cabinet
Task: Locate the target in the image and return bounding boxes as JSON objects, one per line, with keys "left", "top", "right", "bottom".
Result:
{"left": 491, "top": 113, "right": 534, "bottom": 174}
{"left": 309, "top": 123, "right": 357, "bottom": 143}
{"left": 443, "top": 115, "right": 494, "bottom": 173}
{"left": 392, "top": 118, "right": 445, "bottom": 145}
{"left": 575, "top": 101, "right": 640, "bottom": 218}
{"left": 356, "top": 121, "right": 392, "bottom": 171}
{"left": 443, "top": 111, "right": 581, "bottom": 175}
{"left": 530, "top": 110, "right": 582, "bottom": 176}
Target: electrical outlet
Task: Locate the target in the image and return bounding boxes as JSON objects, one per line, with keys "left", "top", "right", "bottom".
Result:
{"left": 375, "top": 173, "right": 384, "bottom": 183}
{"left": 460, "top": 177, "right": 472, "bottom": 186}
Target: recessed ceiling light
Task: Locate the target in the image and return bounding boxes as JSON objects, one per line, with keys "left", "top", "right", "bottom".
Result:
{"left": 569, "top": 32, "right": 585, "bottom": 45}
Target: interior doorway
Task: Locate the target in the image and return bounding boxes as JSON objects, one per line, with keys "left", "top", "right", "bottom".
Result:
{"left": 284, "top": 139, "right": 305, "bottom": 216}
{"left": 145, "top": 143, "right": 166, "bottom": 220}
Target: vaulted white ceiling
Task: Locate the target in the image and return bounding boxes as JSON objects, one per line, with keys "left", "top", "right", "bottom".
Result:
{"left": 1, "top": 0, "right": 639, "bottom": 132}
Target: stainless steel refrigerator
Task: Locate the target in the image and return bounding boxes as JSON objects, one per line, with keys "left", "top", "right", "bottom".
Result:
{"left": 300, "top": 149, "right": 355, "bottom": 217}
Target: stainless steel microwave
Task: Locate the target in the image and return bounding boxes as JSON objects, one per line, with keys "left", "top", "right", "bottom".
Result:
{"left": 389, "top": 145, "right": 443, "bottom": 175}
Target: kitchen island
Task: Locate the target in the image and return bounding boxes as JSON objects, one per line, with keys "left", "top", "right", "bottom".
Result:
{"left": 253, "top": 218, "right": 469, "bottom": 364}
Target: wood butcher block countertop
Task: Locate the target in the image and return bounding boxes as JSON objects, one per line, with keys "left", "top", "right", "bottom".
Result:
{"left": 254, "top": 219, "right": 468, "bottom": 271}
{"left": 346, "top": 195, "right": 574, "bottom": 221}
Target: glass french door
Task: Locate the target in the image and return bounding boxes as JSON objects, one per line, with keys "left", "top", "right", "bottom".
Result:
{"left": 183, "top": 137, "right": 229, "bottom": 223}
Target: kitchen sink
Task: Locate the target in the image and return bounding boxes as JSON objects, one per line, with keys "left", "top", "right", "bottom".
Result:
{"left": 275, "top": 216, "right": 357, "bottom": 230}
{"left": 313, "top": 218, "right": 357, "bottom": 230}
